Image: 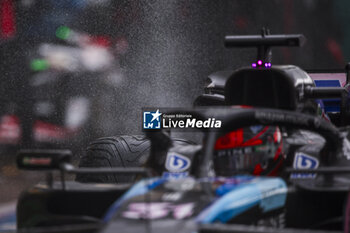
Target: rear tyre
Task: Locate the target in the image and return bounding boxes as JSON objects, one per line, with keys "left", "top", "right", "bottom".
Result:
{"left": 76, "top": 135, "right": 195, "bottom": 183}
{"left": 76, "top": 135, "right": 150, "bottom": 183}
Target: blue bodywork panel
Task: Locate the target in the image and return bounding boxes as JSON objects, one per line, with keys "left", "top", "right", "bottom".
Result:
{"left": 197, "top": 176, "right": 287, "bottom": 223}
{"left": 314, "top": 80, "right": 341, "bottom": 113}
{"left": 106, "top": 175, "right": 287, "bottom": 224}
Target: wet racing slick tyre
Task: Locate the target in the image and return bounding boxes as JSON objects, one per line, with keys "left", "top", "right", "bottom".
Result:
{"left": 76, "top": 135, "right": 195, "bottom": 183}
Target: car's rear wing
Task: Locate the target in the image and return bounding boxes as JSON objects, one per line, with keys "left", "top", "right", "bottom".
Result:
{"left": 225, "top": 34, "right": 305, "bottom": 47}
{"left": 224, "top": 30, "right": 305, "bottom": 62}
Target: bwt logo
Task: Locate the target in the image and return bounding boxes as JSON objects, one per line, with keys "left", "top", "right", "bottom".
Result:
{"left": 291, "top": 153, "right": 319, "bottom": 179}
{"left": 165, "top": 153, "right": 191, "bottom": 172}
{"left": 143, "top": 109, "right": 162, "bottom": 129}
{"left": 293, "top": 153, "right": 319, "bottom": 169}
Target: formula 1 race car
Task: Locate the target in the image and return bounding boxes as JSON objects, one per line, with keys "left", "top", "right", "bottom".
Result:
{"left": 15, "top": 106, "right": 350, "bottom": 233}
{"left": 76, "top": 31, "right": 350, "bottom": 184}
{"left": 12, "top": 32, "right": 350, "bottom": 233}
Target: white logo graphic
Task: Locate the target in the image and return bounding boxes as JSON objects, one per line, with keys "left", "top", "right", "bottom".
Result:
{"left": 151, "top": 109, "right": 162, "bottom": 122}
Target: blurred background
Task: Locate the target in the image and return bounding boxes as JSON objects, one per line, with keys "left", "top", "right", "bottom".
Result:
{"left": 0, "top": 0, "right": 349, "bottom": 212}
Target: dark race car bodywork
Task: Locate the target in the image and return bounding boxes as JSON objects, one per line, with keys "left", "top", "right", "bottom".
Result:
{"left": 196, "top": 66, "right": 350, "bottom": 125}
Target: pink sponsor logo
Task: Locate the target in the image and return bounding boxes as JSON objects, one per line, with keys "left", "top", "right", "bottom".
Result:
{"left": 122, "top": 202, "right": 194, "bottom": 220}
